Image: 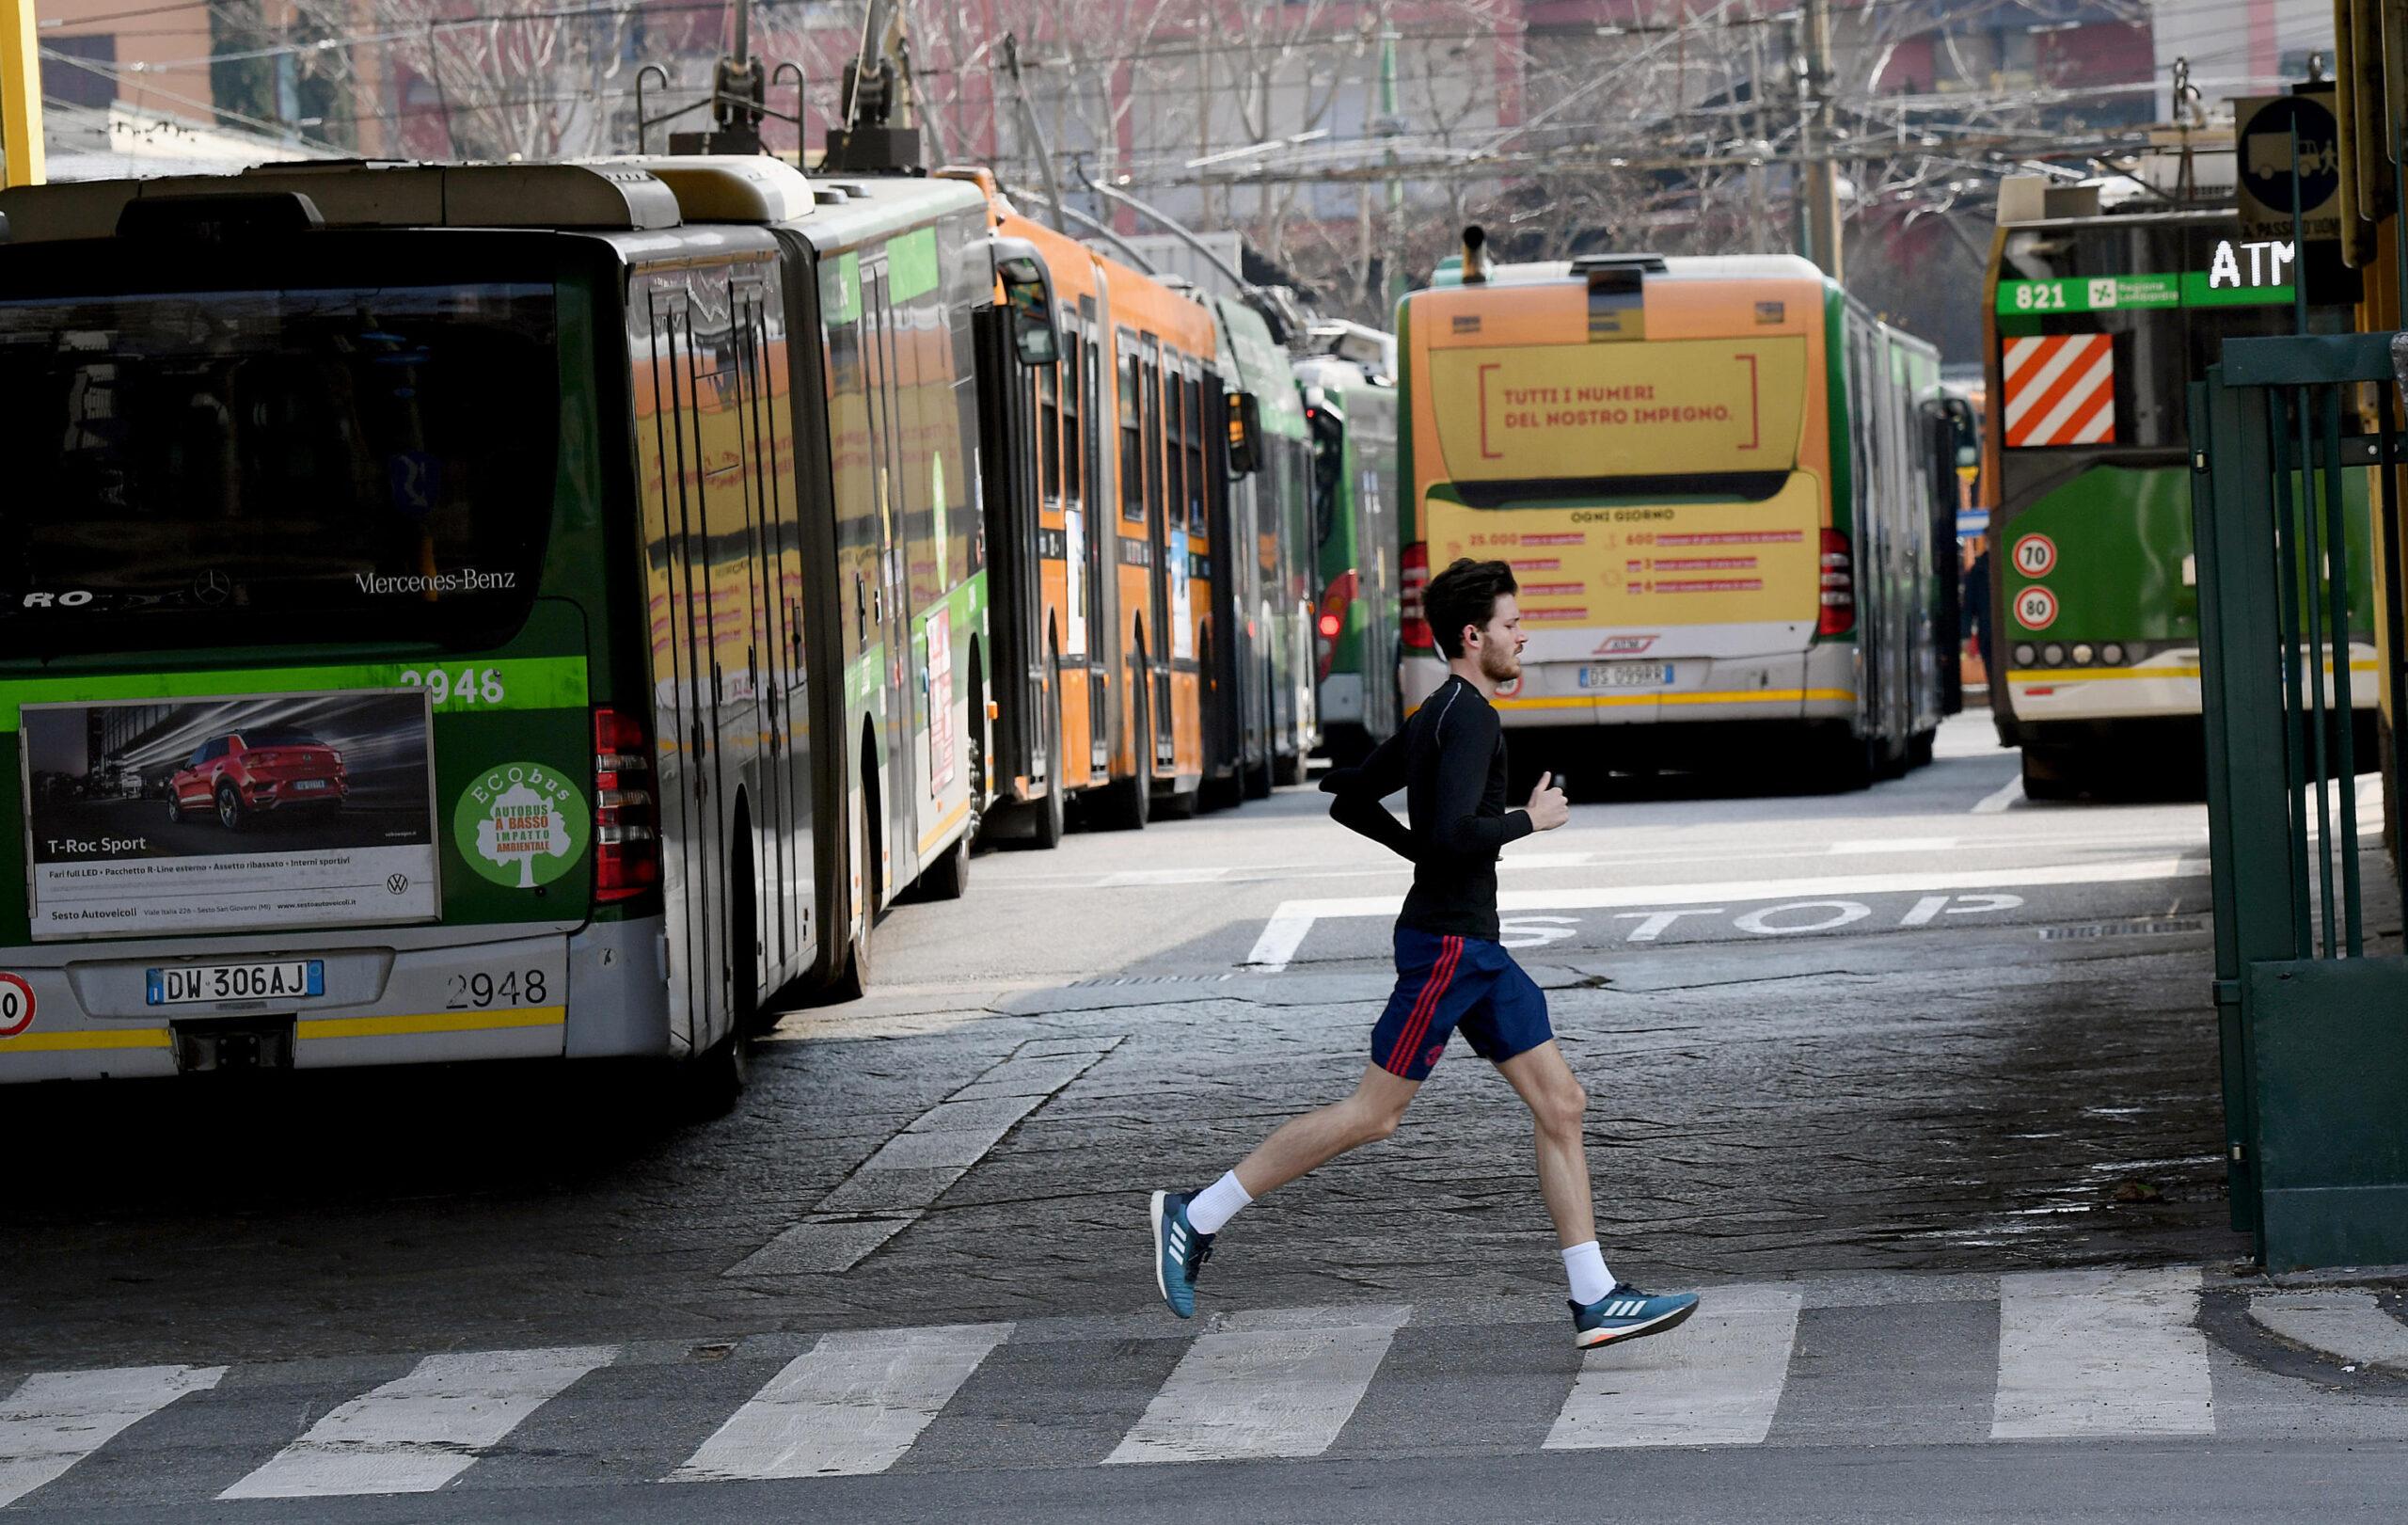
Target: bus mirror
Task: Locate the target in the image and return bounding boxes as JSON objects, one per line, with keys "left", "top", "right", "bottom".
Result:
{"left": 1226, "top": 391, "right": 1264, "bottom": 475}
{"left": 997, "top": 252, "right": 1058, "bottom": 367}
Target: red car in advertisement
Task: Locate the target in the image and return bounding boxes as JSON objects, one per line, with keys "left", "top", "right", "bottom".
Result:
{"left": 168, "top": 727, "right": 347, "bottom": 830}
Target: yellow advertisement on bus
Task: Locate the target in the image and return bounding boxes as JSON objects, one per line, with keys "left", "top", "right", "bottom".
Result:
{"left": 1419, "top": 336, "right": 1818, "bottom": 630}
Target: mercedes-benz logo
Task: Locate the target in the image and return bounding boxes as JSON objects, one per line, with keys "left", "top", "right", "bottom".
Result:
{"left": 193, "top": 570, "right": 230, "bottom": 607}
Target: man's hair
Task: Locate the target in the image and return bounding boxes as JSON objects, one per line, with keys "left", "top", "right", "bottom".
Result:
{"left": 1425, "top": 557, "right": 1518, "bottom": 659}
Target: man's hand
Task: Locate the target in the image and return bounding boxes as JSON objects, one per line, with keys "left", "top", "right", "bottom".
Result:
{"left": 1525, "top": 770, "right": 1570, "bottom": 832}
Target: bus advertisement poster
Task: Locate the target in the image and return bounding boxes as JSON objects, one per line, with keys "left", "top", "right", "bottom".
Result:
{"left": 18, "top": 691, "right": 442, "bottom": 941}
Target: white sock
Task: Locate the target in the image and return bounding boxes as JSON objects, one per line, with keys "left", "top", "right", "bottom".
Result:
{"left": 1561, "top": 1241, "right": 1615, "bottom": 1305}
{"left": 1186, "top": 1170, "right": 1253, "bottom": 1235}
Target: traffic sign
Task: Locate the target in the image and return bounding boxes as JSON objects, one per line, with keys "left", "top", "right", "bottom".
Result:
{"left": 2014, "top": 585, "right": 2059, "bottom": 631}
{"left": 0, "top": 973, "right": 34, "bottom": 1038}
{"left": 2012, "top": 533, "right": 2057, "bottom": 579}
{"left": 2236, "top": 89, "right": 2340, "bottom": 243}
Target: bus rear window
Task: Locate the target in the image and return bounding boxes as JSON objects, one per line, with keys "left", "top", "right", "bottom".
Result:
{"left": 0, "top": 281, "right": 557, "bottom": 656}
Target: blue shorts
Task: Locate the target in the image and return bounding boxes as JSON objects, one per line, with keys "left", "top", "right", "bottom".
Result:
{"left": 1370, "top": 928, "right": 1554, "bottom": 1081}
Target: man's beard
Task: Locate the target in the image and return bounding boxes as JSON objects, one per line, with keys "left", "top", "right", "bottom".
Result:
{"left": 1480, "top": 643, "right": 1520, "bottom": 682}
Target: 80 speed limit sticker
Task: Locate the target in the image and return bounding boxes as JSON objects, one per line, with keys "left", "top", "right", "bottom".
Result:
{"left": 2013, "top": 585, "right": 2060, "bottom": 631}
{"left": 0, "top": 973, "right": 35, "bottom": 1039}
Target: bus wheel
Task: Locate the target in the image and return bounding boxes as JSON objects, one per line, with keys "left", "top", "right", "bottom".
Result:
{"left": 1907, "top": 729, "right": 1937, "bottom": 770}
{"left": 1275, "top": 744, "right": 1309, "bottom": 787}
{"left": 828, "top": 794, "right": 877, "bottom": 1001}
{"left": 1029, "top": 655, "right": 1067, "bottom": 850}
{"left": 1815, "top": 729, "right": 1875, "bottom": 792}
{"left": 2020, "top": 744, "right": 2083, "bottom": 802}
{"left": 921, "top": 718, "right": 975, "bottom": 901}
{"left": 1094, "top": 667, "right": 1150, "bottom": 831}
{"left": 683, "top": 850, "right": 756, "bottom": 1117}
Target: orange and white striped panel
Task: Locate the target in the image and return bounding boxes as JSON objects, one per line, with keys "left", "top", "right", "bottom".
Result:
{"left": 2003, "top": 335, "right": 2115, "bottom": 447}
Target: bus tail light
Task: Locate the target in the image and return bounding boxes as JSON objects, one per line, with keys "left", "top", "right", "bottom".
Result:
{"left": 594, "top": 706, "right": 660, "bottom": 903}
{"left": 1817, "top": 529, "right": 1856, "bottom": 638}
{"left": 1402, "top": 542, "right": 1433, "bottom": 652}
{"left": 1317, "top": 569, "right": 1356, "bottom": 680}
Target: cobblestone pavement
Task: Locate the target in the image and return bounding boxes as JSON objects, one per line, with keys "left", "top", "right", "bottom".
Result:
{"left": 0, "top": 716, "right": 2392, "bottom": 1383}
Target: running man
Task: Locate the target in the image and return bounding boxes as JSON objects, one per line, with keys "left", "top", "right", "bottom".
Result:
{"left": 1149, "top": 558, "right": 1701, "bottom": 1350}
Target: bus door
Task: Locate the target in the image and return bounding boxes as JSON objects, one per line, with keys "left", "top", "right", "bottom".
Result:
{"left": 971, "top": 295, "right": 1042, "bottom": 796}
{"left": 863, "top": 260, "right": 914, "bottom": 898}
{"left": 638, "top": 272, "right": 728, "bottom": 1039}
{"left": 733, "top": 278, "right": 809, "bottom": 970}
{"left": 1081, "top": 297, "right": 1111, "bottom": 770}
{"left": 1142, "top": 337, "right": 1175, "bottom": 768}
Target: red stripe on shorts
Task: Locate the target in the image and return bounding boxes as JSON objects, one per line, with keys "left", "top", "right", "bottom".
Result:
{"left": 1388, "top": 934, "right": 1462, "bottom": 1076}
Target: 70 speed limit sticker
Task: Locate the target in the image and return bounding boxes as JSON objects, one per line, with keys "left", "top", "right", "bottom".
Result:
{"left": 0, "top": 973, "right": 35, "bottom": 1039}
{"left": 2013, "top": 585, "right": 2060, "bottom": 631}
{"left": 2012, "top": 533, "right": 2057, "bottom": 578}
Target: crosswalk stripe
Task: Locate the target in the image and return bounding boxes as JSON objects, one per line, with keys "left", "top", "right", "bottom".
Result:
{"left": 0, "top": 1365, "right": 226, "bottom": 1510}
{"left": 671, "top": 1323, "right": 1011, "bottom": 1480}
{"left": 1545, "top": 1283, "right": 1802, "bottom": 1449}
{"left": 1992, "top": 1266, "right": 2214, "bottom": 1438}
{"left": 1105, "top": 1305, "right": 1410, "bottom": 1464}
{"left": 217, "top": 1345, "right": 615, "bottom": 1499}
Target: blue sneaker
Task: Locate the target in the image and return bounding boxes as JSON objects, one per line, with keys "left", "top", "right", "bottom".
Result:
{"left": 1150, "top": 1189, "right": 1215, "bottom": 1318}
{"left": 1570, "top": 1285, "right": 1700, "bottom": 1350}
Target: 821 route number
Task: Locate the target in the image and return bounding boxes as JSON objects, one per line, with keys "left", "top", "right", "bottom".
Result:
{"left": 447, "top": 968, "right": 550, "bottom": 1009}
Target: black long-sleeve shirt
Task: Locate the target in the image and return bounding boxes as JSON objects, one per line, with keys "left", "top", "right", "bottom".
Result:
{"left": 1321, "top": 675, "right": 1532, "bottom": 940}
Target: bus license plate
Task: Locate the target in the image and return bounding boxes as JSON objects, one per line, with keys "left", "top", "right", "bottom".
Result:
{"left": 147, "top": 960, "right": 325, "bottom": 1006}
{"left": 1579, "top": 662, "right": 1673, "bottom": 690}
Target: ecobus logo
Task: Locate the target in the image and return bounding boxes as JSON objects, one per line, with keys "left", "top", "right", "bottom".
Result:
{"left": 454, "top": 761, "right": 591, "bottom": 889}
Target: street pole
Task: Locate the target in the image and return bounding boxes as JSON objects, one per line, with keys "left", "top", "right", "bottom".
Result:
{"left": 3, "top": 0, "right": 45, "bottom": 186}
{"left": 1799, "top": 0, "right": 1843, "bottom": 279}
{"left": 1379, "top": 21, "right": 1403, "bottom": 314}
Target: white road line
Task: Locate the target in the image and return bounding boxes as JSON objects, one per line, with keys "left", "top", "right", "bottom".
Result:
{"left": 2248, "top": 1289, "right": 2408, "bottom": 1372}
{"left": 671, "top": 1323, "right": 1011, "bottom": 1480}
{"left": 1991, "top": 1267, "right": 2213, "bottom": 1439}
{"left": 1105, "top": 1305, "right": 1410, "bottom": 1464}
{"left": 218, "top": 1346, "right": 613, "bottom": 1499}
{"left": 728, "top": 1038, "right": 1122, "bottom": 1276}
{"left": 0, "top": 1365, "right": 226, "bottom": 1509}
{"left": 1244, "top": 907, "right": 1318, "bottom": 969}
{"left": 1098, "top": 867, "right": 1231, "bottom": 886}
{"left": 1972, "top": 775, "right": 2026, "bottom": 815}
{"left": 1830, "top": 837, "right": 1957, "bottom": 855}
{"left": 1545, "top": 1284, "right": 1802, "bottom": 1450}
{"left": 1247, "top": 856, "right": 2209, "bottom": 971}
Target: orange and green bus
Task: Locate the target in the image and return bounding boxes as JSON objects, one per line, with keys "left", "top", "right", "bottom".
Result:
{"left": 1397, "top": 242, "right": 1956, "bottom": 787}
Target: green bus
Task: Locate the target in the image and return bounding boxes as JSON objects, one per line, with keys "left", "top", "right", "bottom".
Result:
{"left": 1205, "top": 295, "right": 1319, "bottom": 799}
{"left": 1295, "top": 323, "right": 1403, "bottom": 762}
{"left": 0, "top": 156, "right": 1046, "bottom": 1091}
{"left": 1984, "top": 180, "right": 2375, "bottom": 799}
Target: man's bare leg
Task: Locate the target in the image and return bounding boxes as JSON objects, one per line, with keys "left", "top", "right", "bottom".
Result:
{"left": 1495, "top": 1040, "right": 1594, "bottom": 1249}
{"left": 1229, "top": 1063, "right": 1422, "bottom": 1198}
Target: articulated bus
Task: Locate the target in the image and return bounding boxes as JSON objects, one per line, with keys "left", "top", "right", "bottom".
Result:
{"left": 1296, "top": 324, "right": 1403, "bottom": 763}
{"left": 1397, "top": 246, "right": 1955, "bottom": 787}
{"left": 953, "top": 178, "right": 1212, "bottom": 838}
{"left": 1983, "top": 179, "right": 2375, "bottom": 799}
{"left": 1208, "top": 294, "right": 1319, "bottom": 796}
{"left": 0, "top": 156, "right": 1041, "bottom": 1088}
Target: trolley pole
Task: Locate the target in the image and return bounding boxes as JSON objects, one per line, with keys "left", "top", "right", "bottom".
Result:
{"left": 1798, "top": 0, "right": 1843, "bottom": 279}
{"left": 2, "top": 0, "right": 43, "bottom": 188}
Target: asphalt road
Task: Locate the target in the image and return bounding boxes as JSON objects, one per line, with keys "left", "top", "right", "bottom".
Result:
{"left": 4, "top": 710, "right": 2404, "bottom": 1521}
